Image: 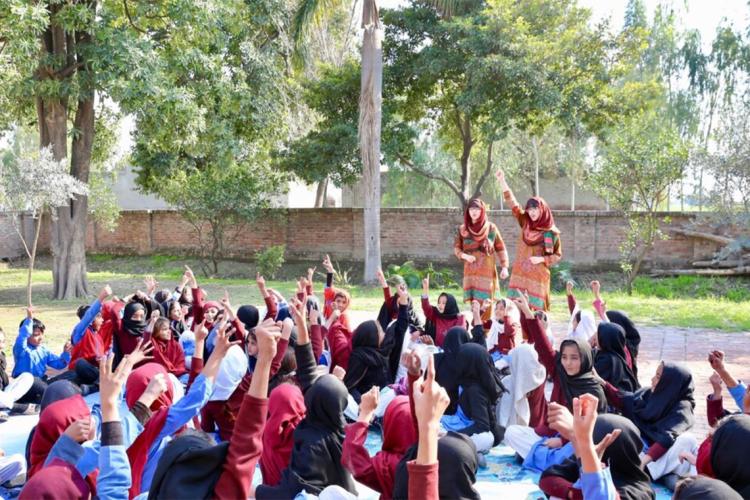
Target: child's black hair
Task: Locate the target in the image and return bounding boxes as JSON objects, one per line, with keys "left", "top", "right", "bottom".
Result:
{"left": 77, "top": 305, "right": 90, "bottom": 320}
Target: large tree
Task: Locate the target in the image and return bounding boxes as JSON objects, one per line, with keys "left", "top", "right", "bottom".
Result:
{"left": 0, "top": 0, "right": 295, "bottom": 298}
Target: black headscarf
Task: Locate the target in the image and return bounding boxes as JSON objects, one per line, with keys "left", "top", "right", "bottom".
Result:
{"left": 710, "top": 414, "right": 750, "bottom": 498}
{"left": 435, "top": 327, "right": 472, "bottom": 415}
{"left": 343, "top": 320, "right": 389, "bottom": 396}
{"left": 262, "top": 374, "right": 356, "bottom": 497}
{"left": 556, "top": 338, "right": 608, "bottom": 412}
{"left": 41, "top": 381, "right": 82, "bottom": 412}
{"left": 540, "top": 414, "right": 654, "bottom": 500}
{"left": 393, "top": 431, "right": 479, "bottom": 500}
{"left": 457, "top": 343, "right": 503, "bottom": 403}
{"left": 436, "top": 293, "right": 460, "bottom": 319}
{"left": 376, "top": 294, "right": 423, "bottom": 333}
{"left": 595, "top": 323, "right": 640, "bottom": 393}
{"left": 674, "top": 476, "right": 744, "bottom": 500}
{"left": 623, "top": 361, "right": 695, "bottom": 449}
{"left": 236, "top": 305, "right": 259, "bottom": 331}
{"left": 606, "top": 310, "right": 641, "bottom": 361}
{"left": 595, "top": 414, "right": 654, "bottom": 499}
{"left": 122, "top": 302, "right": 147, "bottom": 337}
{"left": 147, "top": 433, "right": 229, "bottom": 500}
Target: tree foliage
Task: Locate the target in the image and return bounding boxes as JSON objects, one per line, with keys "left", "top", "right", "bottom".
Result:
{"left": 592, "top": 110, "right": 689, "bottom": 293}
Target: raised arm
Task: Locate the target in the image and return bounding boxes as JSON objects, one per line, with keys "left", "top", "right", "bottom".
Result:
{"left": 72, "top": 285, "right": 111, "bottom": 344}
{"left": 421, "top": 277, "right": 436, "bottom": 322}
{"left": 514, "top": 294, "right": 556, "bottom": 375}
{"left": 566, "top": 281, "right": 577, "bottom": 315}
{"left": 214, "top": 321, "right": 281, "bottom": 500}
{"left": 289, "top": 297, "right": 319, "bottom": 392}
{"left": 496, "top": 169, "right": 524, "bottom": 223}
{"left": 341, "top": 387, "right": 382, "bottom": 492}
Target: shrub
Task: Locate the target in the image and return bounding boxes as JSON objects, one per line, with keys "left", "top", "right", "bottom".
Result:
{"left": 255, "top": 245, "right": 286, "bottom": 279}
{"left": 386, "top": 261, "right": 458, "bottom": 289}
{"left": 551, "top": 261, "right": 574, "bottom": 292}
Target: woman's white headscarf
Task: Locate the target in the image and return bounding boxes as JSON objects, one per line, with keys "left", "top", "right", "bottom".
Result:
{"left": 567, "top": 306, "right": 596, "bottom": 342}
{"left": 497, "top": 344, "right": 546, "bottom": 427}
{"left": 486, "top": 300, "right": 521, "bottom": 351}
{"left": 208, "top": 344, "right": 248, "bottom": 401}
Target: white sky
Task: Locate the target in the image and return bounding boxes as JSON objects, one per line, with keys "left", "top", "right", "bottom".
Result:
{"left": 380, "top": 0, "right": 750, "bottom": 47}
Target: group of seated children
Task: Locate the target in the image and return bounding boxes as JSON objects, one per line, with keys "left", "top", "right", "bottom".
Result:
{"left": 0, "top": 258, "right": 748, "bottom": 500}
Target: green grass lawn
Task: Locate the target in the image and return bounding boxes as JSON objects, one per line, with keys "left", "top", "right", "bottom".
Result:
{"left": 1, "top": 254, "right": 748, "bottom": 357}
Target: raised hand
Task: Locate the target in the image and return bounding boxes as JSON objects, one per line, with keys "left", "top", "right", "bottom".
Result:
{"left": 137, "top": 372, "right": 169, "bottom": 409}
{"left": 590, "top": 280, "right": 601, "bottom": 298}
{"left": 405, "top": 350, "right": 422, "bottom": 377}
{"left": 594, "top": 428, "right": 622, "bottom": 460}
{"left": 255, "top": 319, "right": 282, "bottom": 362}
{"left": 566, "top": 280, "right": 574, "bottom": 295}
{"left": 99, "top": 353, "right": 135, "bottom": 421}
{"left": 376, "top": 268, "right": 387, "bottom": 288}
{"left": 499, "top": 267, "right": 509, "bottom": 280}
{"left": 495, "top": 169, "right": 507, "bottom": 189}
{"left": 413, "top": 355, "right": 450, "bottom": 430}
{"left": 307, "top": 267, "right": 316, "bottom": 282}
{"left": 184, "top": 266, "right": 197, "bottom": 288}
{"left": 99, "top": 284, "right": 113, "bottom": 302}
{"left": 195, "top": 320, "right": 209, "bottom": 344}
{"left": 422, "top": 275, "right": 430, "bottom": 295}
{"left": 512, "top": 290, "right": 533, "bottom": 319}
{"left": 214, "top": 321, "right": 241, "bottom": 356}
{"left": 547, "top": 402, "right": 574, "bottom": 443}
{"left": 129, "top": 339, "right": 154, "bottom": 366}
{"left": 708, "top": 350, "right": 726, "bottom": 372}
{"left": 256, "top": 273, "right": 266, "bottom": 290}
{"left": 64, "top": 418, "right": 93, "bottom": 443}
{"left": 332, "top": 365, "right": 346, "bottom": 381}
{"left": 144, "top": 275, "right": 158, "bottom": 295}
{"left": 397, "top": 285, "right": 409, "bottom": 305}
{"left": 322, "top": 254, "right": 334, "bottom": 274}
{"left": 710, "top": 371, "right": 723, "bottom": 398}
{"left": 358, "top": 386, "right": 379, "bottom": 423}
{"left": 572, "top": 394, "right": 601, "bottom": 447}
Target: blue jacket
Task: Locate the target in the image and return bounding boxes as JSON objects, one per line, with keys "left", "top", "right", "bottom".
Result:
{"left": 13, "top": 318, "right": 70, "bottom": 378}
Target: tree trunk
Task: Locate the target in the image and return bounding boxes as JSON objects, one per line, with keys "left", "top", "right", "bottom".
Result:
{"left": 314, "top": 177, "right": 328, "bottom": 208}
{"left": 39, "top": 4, "right": 97, "bottom": 300}
{"left": 359, "top": 0, "right": 383, "bottom": 284}
{"left": 27, "top": 212, "right": 44, "bottom": 307}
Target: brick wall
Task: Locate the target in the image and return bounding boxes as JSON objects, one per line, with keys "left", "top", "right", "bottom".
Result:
{"left": 19, "top": 209, "right": 730, "bottom": 268}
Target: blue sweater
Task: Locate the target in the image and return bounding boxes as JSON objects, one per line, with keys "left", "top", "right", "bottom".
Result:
{"left": 13, "top": 318, "right": 70, "bottom": 378}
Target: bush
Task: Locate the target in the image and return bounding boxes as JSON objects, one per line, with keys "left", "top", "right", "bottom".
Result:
{"left": 551, "top": 261, "right": 574, "bottom": 292}
{"left": 386, "top": 261, "right": 458, "bottom": 289}
{"left": 255, "top": 245, "right": 286, "bottom": 279}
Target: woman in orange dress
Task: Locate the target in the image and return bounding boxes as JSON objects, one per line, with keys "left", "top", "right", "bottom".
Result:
{"left": 495, "top": 169, "right": 562, "bottom": 311}
{"left": 454, "top": 197, "right": 509, "bottom": 303}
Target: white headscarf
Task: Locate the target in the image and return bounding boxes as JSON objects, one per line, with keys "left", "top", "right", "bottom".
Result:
{"left": 208, "top": 345, "right": 248, "bottom": 401}
{"left": 567, "top": 306, "right": 596, "bottom": 342}
{"left": 497, "top": 344, "right": 546, "bottom": 427}
{"left": 486, "top": 300, "right": 521, "bottom": 351}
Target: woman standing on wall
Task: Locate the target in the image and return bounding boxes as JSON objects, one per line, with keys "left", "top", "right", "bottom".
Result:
{"left": 495, "top": 169, "right": 562, "bottom": 311}
{"left": 453, "top": 197, "right": 510, "bottom": 304}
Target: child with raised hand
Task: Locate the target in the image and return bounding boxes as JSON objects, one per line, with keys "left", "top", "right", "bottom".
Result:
{"left": 321, "top": 254, "right": 352, "bottom": 330}
{"left": 67, "top": 285, "right": 113, "bottom": 386}
{"left": 18, "top": 353, "right": 138, "bottom": 500}
{"left": 421, "top": 275, "right": 467, "bottom": 347}
{"left": 706, "top": 350, "right": 749, "bottom": 426}
{"left": 12, "top": 306, "right": 73, "bottom": 405}
{"left": 544, "top": 394, "right": 622, "bottom": 500}
{"left": 125, "top": 322, "right": 241, "bottom": 497}
{"left": 0, "top": 326, "right": 34, "bottom": 412}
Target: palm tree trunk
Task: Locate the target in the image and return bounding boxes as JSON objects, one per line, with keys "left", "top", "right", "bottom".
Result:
{"left": 359, "top": 0, "right": 382, "bottom": 284}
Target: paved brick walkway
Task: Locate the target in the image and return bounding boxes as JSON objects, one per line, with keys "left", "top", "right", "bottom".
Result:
{"left": 349, "top": 311, "right": 750, "bottom": 439}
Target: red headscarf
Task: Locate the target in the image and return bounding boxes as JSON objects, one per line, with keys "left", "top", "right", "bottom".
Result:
{"left": 29, "top": 394, "right": 91, "bottom": 479}
{"left": 371, "top": 396, "right": 418, "bottom": 496}
{"left": 260, "top": 383, "right": 307, "bottom": 487}
{"left": 126, "top": 408, "right": 170, "bottom": 498}
{"left": 124, "top": 363, "right": 176, "bottom": 498}
{"left": 19, "top": 458, "right": 89, "bottom": 500}
{"left": 460, "top": 198, "right": 492, "bottom": 254}
{"left": 521, "top": 196, "right": 559, "bottom": 254}
{"left": 149, "top": 334, "right": 188, "bottom": 377}
{"left": 125, "top": 362, "right": 174, "bottom": 411}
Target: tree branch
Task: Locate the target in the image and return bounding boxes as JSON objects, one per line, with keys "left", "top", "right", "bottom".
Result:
{"left": 54, "top": 62, "right": 83, "bottom": 79}
{"left": 397, "top": 153, "right": 464, "bottom": 204}
{"left": 472, "top": 141, "right": 494, "bottom": 200}
{"left": 123, "top": 0, "right": 148, "bottom": 34}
